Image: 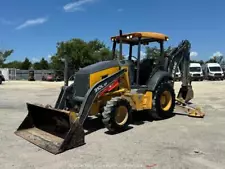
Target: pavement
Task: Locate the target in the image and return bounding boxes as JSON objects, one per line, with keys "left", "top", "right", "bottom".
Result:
{"left": 0, "top": 80, "right": 225, "bottom": 169}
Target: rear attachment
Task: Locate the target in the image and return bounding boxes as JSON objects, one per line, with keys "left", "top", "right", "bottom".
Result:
{"left": 176, "top": 85, "right": 205, "bottom": 118}
{"left": 175, "top": 98, "right": 205, "bottom": 118}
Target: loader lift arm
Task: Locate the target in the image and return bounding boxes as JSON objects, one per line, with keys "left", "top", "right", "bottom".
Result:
{"left": 54, "top": 68, "right": 126, "bottom": 125}
{"left": 59, "top": 68, "right": 127, "bottom": 152}
{"left": 15, "top": 68, "right": 127, "bottom": 154}
{"left": 77, "top": 68, "right": 126, "bottom": 125}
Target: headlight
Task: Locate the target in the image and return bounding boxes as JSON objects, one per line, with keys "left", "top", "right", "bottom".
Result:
{"left": 127, "top": 35, "right": 133, "bottom": 39}
{"left": 209, "top": 73, "right": 214, "bottom": 76}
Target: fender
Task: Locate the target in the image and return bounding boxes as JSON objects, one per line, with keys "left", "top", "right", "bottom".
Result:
{"left": 147, "top": 70, "right": 173, "bottom": 91}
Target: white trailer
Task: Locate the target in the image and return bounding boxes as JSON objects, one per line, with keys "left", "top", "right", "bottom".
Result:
{"left": 0, "top": 68, "right": 9, "bottom": 80}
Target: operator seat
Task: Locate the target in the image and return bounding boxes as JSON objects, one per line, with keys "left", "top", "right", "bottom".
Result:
{"left": 127, "top": 60, "right": 136, "bottom": 86}
{"left": 139, "top": 58, "right": 154, "bottom": 85}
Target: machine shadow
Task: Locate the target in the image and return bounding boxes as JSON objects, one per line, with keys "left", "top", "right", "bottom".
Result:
{"left": 83, "top": 110, "right": 176, "bottom": 136}
{"left": 173, "top": 112, "right": 189, "bottom": 117}
{"left": 83, "top": 117, "right": 104, "bottom": 136}
{"left": 83, "top": 117, "right": 134, "bottom": 136}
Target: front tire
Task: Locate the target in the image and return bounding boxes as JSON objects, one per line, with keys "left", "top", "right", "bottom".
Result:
{"left": 151, "top": 81, "right": 176, "bottom": 120}
{"left": 102, "top": 97, "right": 132, "bottom": 133}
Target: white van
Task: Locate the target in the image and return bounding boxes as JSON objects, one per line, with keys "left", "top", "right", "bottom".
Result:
{"left": 189, "top": 63, "right": 204, "bottom": 81}
{"left": 203, "top": 63, "right": 224, "bottom": 80}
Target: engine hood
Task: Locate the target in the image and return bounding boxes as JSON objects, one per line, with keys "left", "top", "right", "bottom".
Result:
{"left": 77, "top": 60, "right": 119, "bottom": 75}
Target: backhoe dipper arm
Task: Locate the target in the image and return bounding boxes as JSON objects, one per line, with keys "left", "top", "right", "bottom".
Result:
{"left": 166, "top": 40, "right": 191, "bottom": 87}
{"left": 165, "top": 40, "right": 193, "bottom": 102}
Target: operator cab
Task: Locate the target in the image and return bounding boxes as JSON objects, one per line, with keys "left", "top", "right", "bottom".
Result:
{"left": 110, "top": 30, "right": 169, "bottom": 88}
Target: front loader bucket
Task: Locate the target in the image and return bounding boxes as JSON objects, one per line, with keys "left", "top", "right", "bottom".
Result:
{"left": 15, "top": 103, "right": 85, "bottom": 154}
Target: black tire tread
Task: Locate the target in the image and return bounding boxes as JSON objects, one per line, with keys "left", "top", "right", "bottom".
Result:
{"left": 102, "top": 97, "right": 132, "bottom": 132}
{"left": 150, "top": 81, "right": 176, "bottom": 120}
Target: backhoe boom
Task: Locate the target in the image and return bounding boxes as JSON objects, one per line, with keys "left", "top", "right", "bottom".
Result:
{"left": 165, "top": 40, "right": 204, "bottom": 117}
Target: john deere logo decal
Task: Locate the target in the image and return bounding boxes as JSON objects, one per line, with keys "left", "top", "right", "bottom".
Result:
{"left": 94, "top": 82, "right": 108, "bottom": 93}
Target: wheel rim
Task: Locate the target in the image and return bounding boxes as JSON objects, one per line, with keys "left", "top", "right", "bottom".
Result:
{"left": 160, "top": 91, "right": 172, "bottom": 111}
{"left": 115, "top": 106, "right": 128, "bottom": 125}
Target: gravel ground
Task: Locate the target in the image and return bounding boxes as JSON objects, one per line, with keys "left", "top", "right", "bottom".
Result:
{"left": 0, "top": 80, "right": 225, "bottom": 169}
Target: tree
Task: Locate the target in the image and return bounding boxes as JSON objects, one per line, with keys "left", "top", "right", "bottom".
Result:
{"left": 213, "top": 55, "right": 223, "bottom": 64}
{"left": 205, "top": 54, "right": 224, "bottom": 64}
{"left": 92, "top": 47, "right": 114, "bottom": 61}
{"left": 20, "top": 57, "right": 32, "bottom": 70}
{"left": 145, "top": 46, "right": 160, "bottom": 59}
{"left": 88, "top": 39, "right": 105, "bottom": 52}
{"left": 0, "top": 49, "right": 14, "bottom": 66}
{"left": 49, "top": 55, "right": 64, "bottom": 70}
{"left": 145, "top": 46, "right": 175, "bottom": 59}
{"left": 50, "top": 38, "right": 112, "bottom": 71}
{"left": 33, "top": 57, "right": 49, "bottom": 70}
{"left": 199, "top": 60, "right": 204, "bottom": 65}
{"left": 191, "top": 59, "right": 204, "bottom": 65}
{"left": 87, "top": 39, "right": 114, "bottom": 62}
{"left": 33, "top": 62, "right": 41, "bottom": 70}
{"left": 55, "top": 39, "right": 90, "bottom": 70}
{"left": 205, "top": 58, "right": 216, "bottom": 63}
{"left": 2, "top": 61, "right": 22, "bottom": 69}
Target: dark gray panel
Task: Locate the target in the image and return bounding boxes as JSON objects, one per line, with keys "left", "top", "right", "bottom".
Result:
{"left": 73, "top": 74, "right": 89, "bottom": 97}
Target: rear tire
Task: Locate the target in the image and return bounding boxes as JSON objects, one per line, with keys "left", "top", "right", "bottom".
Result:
{"left": 150, "top": 81, "right": 176, "bottom": 120}
{"left": 102, "top": 97, "right": 132, "bottom": 133}
{"left": 0, "top": 78, "right": 2, "bottom": 84}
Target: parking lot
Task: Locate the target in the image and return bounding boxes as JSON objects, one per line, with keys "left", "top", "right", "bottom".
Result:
{"left": 1, "top": 80, "right": 225, "bottom": 169}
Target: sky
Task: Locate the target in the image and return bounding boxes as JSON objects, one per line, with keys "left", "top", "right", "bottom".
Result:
{"left": 0, "top": 0, "right": 225, "bottom": 63}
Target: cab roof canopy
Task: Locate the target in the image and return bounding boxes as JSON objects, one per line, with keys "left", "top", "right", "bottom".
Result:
{"left": 111, "top": 32, "right": 169, "bottom": 45}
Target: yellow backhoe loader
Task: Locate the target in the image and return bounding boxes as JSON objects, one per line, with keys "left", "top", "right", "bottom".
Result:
{"left": 15, "top": 30, "right": 205, "bottom": 154}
